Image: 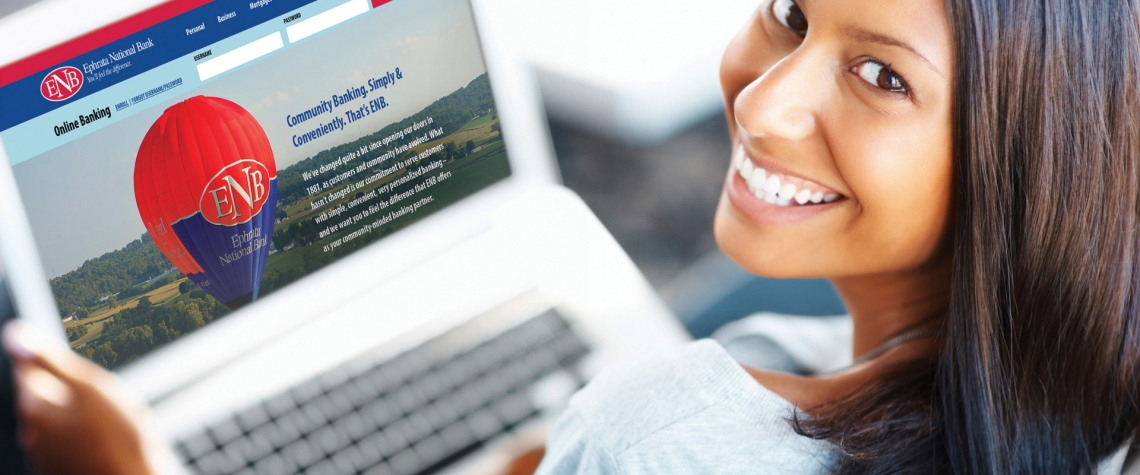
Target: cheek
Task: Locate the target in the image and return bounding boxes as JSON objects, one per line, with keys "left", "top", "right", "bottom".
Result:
{"left": 839, "top": 120, "right": 954, "bottom": 260}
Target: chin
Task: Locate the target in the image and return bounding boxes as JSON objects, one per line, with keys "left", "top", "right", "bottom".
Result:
{"left": 713, "top": 191, "right": 817, "bottom": 279}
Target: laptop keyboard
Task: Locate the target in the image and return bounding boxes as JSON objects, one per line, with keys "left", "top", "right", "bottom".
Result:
{"left": 175, "top": 310, "right": 589, "bottom": 475}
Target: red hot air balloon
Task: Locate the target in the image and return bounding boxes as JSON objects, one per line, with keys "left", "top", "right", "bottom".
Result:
{"left": 134, "top": 96, "right": 278, "bottom": 309}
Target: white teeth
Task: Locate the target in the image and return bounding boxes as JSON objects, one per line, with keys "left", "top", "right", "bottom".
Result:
{"left": 763, "top": 175, "right": 782, "bottom": 194}
{"left": 747, "top": 168, "right": 766, "bottom": 192}
{"left": 739, "top": 159, "right": 754, "bottom": 180}
{"left": 738, "top": 161, "right": 842, "bottom": 207}
{"left": 777, "top": 183, "right": 797, "bottom": 200}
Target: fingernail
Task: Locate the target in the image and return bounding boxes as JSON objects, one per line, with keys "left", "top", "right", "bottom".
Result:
{"left": 3, "top": 321, "right": 35, "bottom": 360}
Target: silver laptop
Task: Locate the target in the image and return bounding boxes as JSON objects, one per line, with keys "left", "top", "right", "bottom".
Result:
{"left": 0, "top": 1, "right": 688, "bottom": 474}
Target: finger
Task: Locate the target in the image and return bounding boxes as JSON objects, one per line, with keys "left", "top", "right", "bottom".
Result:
{"left": 3, "top": 321, "right": 98, "bottom": 386}
{"left": 11, "top": 364, "right": 80, "bottom": 468}
{"left": 11, "top": 361, "right": 74, "bottom": 430}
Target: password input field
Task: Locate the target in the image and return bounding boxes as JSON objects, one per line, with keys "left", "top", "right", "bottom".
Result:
{"left": 197, "top": 32, "right": 284, "bottom": 81}
{"left": 286, "top": 0, "right": 369, "bottom": 44}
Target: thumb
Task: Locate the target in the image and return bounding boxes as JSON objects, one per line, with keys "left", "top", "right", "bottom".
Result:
{"left": 3, "top": 320, "right": 100, "bottom": 387}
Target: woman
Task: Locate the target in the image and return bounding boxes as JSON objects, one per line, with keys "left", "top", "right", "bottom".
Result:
{"left": 7, "top": 0, "right": 1140, "bottom": 473}
{"left": 531, "top": 0, "right": 1139, "bottom": 471}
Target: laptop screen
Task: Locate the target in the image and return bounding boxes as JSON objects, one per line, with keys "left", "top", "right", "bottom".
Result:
{"left": 0, "top": 0, "right": 511, "bottom": 369}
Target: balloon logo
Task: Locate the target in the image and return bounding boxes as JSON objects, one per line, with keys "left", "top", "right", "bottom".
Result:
{"left": 133, "top": 96, "right": 278, "bottom": 309}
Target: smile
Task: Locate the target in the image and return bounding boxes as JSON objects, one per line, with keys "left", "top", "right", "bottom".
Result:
{"left": 733, "top": 146, "right": 842, "bottom": 207}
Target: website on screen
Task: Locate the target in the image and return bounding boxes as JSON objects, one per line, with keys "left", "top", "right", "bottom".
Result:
{"left": 0, "top": 0, "right": 511, "bottom": 369}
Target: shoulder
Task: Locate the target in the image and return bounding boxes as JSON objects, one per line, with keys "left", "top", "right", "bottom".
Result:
{"left": 565, "top": 340, "right": 774, "bottom": 436}
{"left": 536, "top": 340, "right": 835, "bottom": 475}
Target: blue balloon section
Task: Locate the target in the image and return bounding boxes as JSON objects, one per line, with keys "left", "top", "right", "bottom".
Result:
{"left": 172, "top": 181, "right": 277, "bottom": 308}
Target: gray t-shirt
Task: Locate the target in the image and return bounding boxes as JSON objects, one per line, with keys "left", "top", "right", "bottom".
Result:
{"left": 536, "top": 339, "right": 836, "bottom": 474}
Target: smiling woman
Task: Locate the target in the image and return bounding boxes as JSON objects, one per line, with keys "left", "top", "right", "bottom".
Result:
{"left": 535, "top": 0, "right": 1140, "bottom": 473}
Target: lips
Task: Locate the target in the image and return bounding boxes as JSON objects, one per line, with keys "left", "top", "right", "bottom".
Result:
{"left": 732, "top": 145, "right": 844, "bottom": 206}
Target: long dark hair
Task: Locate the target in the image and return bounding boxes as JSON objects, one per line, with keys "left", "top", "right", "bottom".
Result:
{"left": 795, "top": 0, "right": 1140, "bottom": 472}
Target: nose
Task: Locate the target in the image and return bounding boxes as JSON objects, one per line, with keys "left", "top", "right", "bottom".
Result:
{"left": 733, "top": 51, "right": 823, "bottom": 144}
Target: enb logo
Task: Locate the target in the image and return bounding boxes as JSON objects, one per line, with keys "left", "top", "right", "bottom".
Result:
{"left": 40, "top": 66, "right": 83, "bottom": 101}
{"left": 200, "top": 159, "right": 271, "bottom": 226}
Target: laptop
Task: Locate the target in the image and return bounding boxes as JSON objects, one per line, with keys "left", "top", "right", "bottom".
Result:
{"left": 0, "top": 1, "right": 689, "bottom": 474}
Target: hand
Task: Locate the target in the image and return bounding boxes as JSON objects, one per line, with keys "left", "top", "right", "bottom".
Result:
{"left": 3, "top": 320, "right": 169, "bottom": 475}
{"left": 504, "top": 446, "right": 545, "bottom": 475}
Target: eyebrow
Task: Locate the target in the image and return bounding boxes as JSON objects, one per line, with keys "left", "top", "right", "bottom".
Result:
{"left": 841, "top": 26, "right": 945, "bottom": 78}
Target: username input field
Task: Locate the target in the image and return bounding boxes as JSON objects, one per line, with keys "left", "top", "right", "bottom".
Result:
{"left": 197, "top": 32, "right": 284, "bottom": 82}
{"left": 286, "top": 0, "right": 370, "bottom": 44}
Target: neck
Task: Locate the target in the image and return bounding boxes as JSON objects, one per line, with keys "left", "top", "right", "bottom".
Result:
{"left": 830, "top": 253, "right": 952, "bottom": 357}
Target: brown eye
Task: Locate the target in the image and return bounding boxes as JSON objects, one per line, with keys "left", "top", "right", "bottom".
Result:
{"left": 853, "top": 60, "right": 909, "bottom": 94}
{"left": 773, "top": 0, "right": 807, "bottom": 36}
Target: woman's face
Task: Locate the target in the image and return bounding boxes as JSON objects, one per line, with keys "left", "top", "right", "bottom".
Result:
{"left": 715, "top": 0, "right": 955, "bottom": 278}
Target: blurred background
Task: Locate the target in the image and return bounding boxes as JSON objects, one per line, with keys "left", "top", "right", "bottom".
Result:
{"left": 0, "top": 0, "right": 847, "bottom": 340}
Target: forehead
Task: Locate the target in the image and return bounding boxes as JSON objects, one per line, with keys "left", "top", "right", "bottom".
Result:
{"left": 804, "top": 0, "right": 953, "bottom": 72}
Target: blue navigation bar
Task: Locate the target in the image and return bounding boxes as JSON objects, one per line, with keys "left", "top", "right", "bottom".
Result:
{"left": 0, "top": 0, "right": 322, "bottom": 132}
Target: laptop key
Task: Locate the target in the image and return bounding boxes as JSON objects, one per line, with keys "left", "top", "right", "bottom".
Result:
{"left": 553, "top": 332, "right": 589, "bottom": 362}
{"left": 416, "top": 372, "right": 446, "bottom": 401}
{"left": 232, "top": 428, "right": 274, "bottom": 462}
{"left": 379, "top": 427, "right": 410, "bottom": 456}
{"left": 526, "top": 349, "right": 560, "bottom": 378}
{"left": 217, "top": 446, "right": 249, "bottom": 474}
{"left": 450, "top": 386, "right": 483, "bottom": 415}
{"left": 193, "top": 451, "right": 226, "bottom": 475}
{"left": 330, "top": 444, "right": 364, "bottom": 473}
{"left": 392, "top": 386, "right": 423, "bottom": 414}
{"left": 302, "top": 402, "right": 330, "bottom": 429}
{"left": 237, "top": 404, "right": 271, "bottom": 432}
{"left": 441, "top": 358, "right": 470, "bottom": 387}
{"left": 312, "top": 425, "right": 350, "bottom": 455}
{"left": 500, "top": 359, "right": 533, "bottom": 389}
{"left": 349, "top": 439, "right": 384, "bottom": 469}
{"left": 355, "top": 432, "right": 390, "bottom": 460}
{"left": 210, "top": 418, "right": 245, "bottom": 447}
{"left": 264, "top": 392, "right": 297, "bottom": 419}
{"left": 387, "top": 448, "right": 421, "bottom": 475}
{"left": 344, "top": 377, "right": 381, "bottom": 407}
{"left": 304, "top": 459, "right": 338, "bottom": 475}
{"left": 254, "top": 453, "right": 295, "bottom": 475}
{"left": 334, "top": 411, "right": 377, "bottom": 442}
{"left": 439, "top": 421, "right": 475, "bottom": 452}
{"left": 181, "top": 432, "right": 218, "bottom": 461}
{"left": 283, "top": 437, "right": 322, "bottom": 469}
{"left": 412, "top": 434, "right": 447, "bottom": 467}
{"left": 292, "top": 380, "right": 324, "bottom": 406}
{"left": 318, "top": 390, "right": 355, "bottom": 421}
{"left": 392, "top": 412, "right": 432, "bottom": 443}
{"left": 424, "top": 400, "right": 460, "bottom": 430}
{"left": 494, "top": 392, "right": 536, "bottom": 427}
{"left": 464, "top": 408, "right": 502, "bottom": 441}
{"left": 266, "top": 416, "right": 303, "bottom": 448}
{"left": 362, "top": 462, "right": 394, "bottom": 475}
{"left": 363, "top": 398, "right": 398, "bottom": 427}
{"left": 366, "top": 363, "right": 402, "bottom": 395}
